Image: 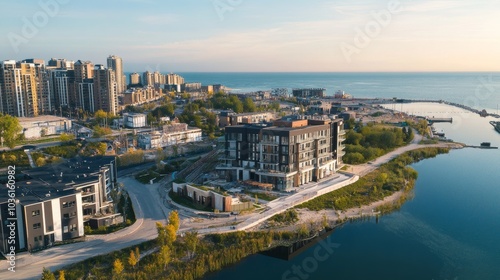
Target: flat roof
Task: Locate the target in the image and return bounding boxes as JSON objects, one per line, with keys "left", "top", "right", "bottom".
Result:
{"left": 0, "top": 156, "right": 116, "bottom": 205}
{"left": 18, "top": 115, "right": 71, "bottom": 123}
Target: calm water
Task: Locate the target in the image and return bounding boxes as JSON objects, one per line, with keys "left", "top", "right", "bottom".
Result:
{"left": 204, "top": 103, "right": 500, "bottom": 280}
{"left": 127, "top": 71, "right": 500, "bottom": 279}
{"left": 177, "top": 72, "right": 500, "bottom": 112}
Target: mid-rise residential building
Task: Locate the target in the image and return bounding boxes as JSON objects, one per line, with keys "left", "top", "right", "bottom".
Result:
{"left": 243, "top": 91, "right": 272, "bottom": 101}
{"left": 308, "top": 101, "right": 333, "bottom": 115}
{"left": 0, "top": 156, "right": 118, "bottom": 254}
{"left": 167, "top": 73, "right": 185, "bottom": 85}
{"left": 122, "top": 86, "right": 161, "bottom": 106}
{"left": 137, "top": 123, "right": 202, "bottom": 149}
{"left": 182, "top": 82, "right": 202, "bottom": 92}
{"left": 218, "top": 111, "right": 276, "bottom": 128}
{"left": 0, "top": 60, "right": 39, "bottom": 117}
{"left": 292, "top": 88, "right": 326, "bottom": 98}
{"left": 212, "top": 84, "right": 226, "bottom": 93}
{"left": 48, "top": 58, "right": 74, "bottom": 69}
{"left": 142, "top": 71, "right": 153, "bottom": 86}
{"left": 201, "top": 85, "right": 214, "bottom": 94}
{"left": 218, "top": 116, "right": 345, "bottom": 191}
{"left": 142, "top": 71, "right": 168, "bottom": 87}
{"left": 129, "top": 72, "right": 141, "bottom": 86}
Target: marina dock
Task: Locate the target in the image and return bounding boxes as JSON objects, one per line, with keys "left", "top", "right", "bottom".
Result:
{"left": 427, "top": 117, "right": 453, "bottom": 123}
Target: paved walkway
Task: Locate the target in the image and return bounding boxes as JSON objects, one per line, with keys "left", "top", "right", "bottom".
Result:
{"left": 0, "top": 177, "right": 170, "bottom": 280}
{"left": 0, "top": 133, "right": 461, "bottom": 279}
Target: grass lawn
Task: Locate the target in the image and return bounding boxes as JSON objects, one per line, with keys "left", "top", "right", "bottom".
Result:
{"left": 296, "top": 147, "right": 449, "bottom": 211}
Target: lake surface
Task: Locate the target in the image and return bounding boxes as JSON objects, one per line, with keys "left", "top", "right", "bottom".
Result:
{"left": 205, "top": 103, "right": 500, "bottom": 280}
{"left": 177, "top": 72, "right": 500, "bottom": 112}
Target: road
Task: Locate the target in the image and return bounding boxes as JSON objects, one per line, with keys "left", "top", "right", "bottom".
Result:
{"left": 0, "top": 133, "right": 461, "bottom": 278}
{"left": 0, "top": 177, "right": 169, "bottom": 280}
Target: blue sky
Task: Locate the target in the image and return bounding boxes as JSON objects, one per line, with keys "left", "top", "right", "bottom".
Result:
{"left": 1, "top": 0, "right": 500, "bottom": 72}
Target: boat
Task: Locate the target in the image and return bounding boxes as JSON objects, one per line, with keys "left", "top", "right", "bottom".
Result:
{"left": 490, "top": 121, "right": 500, "bottom": 133}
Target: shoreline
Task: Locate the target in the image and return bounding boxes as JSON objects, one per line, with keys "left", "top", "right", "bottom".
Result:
{"left": 258, "top": 187, "right": 409, "bottom": 233}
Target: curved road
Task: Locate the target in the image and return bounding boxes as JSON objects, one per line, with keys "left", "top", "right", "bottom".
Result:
{"left": 0, "top": 177, "right": 169, "bottom": 280}
{"left": 0, "top": 133, "right": 461, "bottom": 279}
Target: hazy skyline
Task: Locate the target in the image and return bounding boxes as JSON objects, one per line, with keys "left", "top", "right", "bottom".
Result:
{"left": 2, "top": 0, "right": 500, "bottom": 72}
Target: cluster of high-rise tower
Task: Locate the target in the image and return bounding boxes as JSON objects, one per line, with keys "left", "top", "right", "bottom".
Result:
{"left": 0, "top": 55, "right": 125, "bottom": 117}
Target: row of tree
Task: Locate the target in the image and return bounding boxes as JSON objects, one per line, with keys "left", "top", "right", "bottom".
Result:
{"left": 343, "top": 123, "right": 413, "bottom": 164}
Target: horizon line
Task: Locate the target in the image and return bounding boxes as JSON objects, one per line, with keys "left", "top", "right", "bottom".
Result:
{"left": 124, "top": 70, "right": 500, "bottom": 74}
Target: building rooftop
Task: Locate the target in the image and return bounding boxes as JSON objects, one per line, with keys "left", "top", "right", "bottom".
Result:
{"left": 0, "top": 156, "right": 116, "bottom": 205}
{"left": 18, "top": 115, "right": 71, "bottom": 123}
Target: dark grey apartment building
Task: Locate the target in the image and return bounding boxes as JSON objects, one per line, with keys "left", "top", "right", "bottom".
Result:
{"left": 292, "top": 88, "right": 326, "bottom": 98}
{"left": 217, "top": 116, "right": 345, "bottom": 191}
{"left": 0, "top": 156, "right": 117, "bottom": 254}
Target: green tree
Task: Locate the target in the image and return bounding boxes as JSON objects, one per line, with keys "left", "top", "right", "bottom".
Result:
{"left": 229, "top": 95, "right": 243, "bottom": 113}
{"left": 134, "top": 247, "right": 140, "bottom": 262}
{"left": 97, "top": 142, "right": 108, "bottom": 155}
{"left": 184, "top": 231, "right": 199, "bottom": 259}
{"left": 0, "top": 114, "right": 22, "bottom": 148}
{"left": 59, "top": 133, "right": 75, "bottom": 142}
{"left": 269, "top": 102, "right": 281, "bottom": 112}
{"left": 243, "top": 97, "right": 257, "bottom": 112}
{"left": 94, "top": 109, "right": 108, "bottom": 127}
{"left": 377, "top": 173, "right": 388, "bottom": 185}
{"left": 157, "top": 245, "right": 171, "bottom": 270}
{"left": 168, "top": 210, "right": 180, "bottom": 231}
{"left": 41, "top": 267, "right": 56, "bottom": 280}
{"left": 156, "top": 222, "right": 178, "bottom": 246}
{"left": 36, "top": 157, "right": 46, "bottom": 167}
{"left": 92, "top": 125, "right": 112, "bottom": 137}
{"left": 147, "top": 112, "right": 156, "bottom": 125}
